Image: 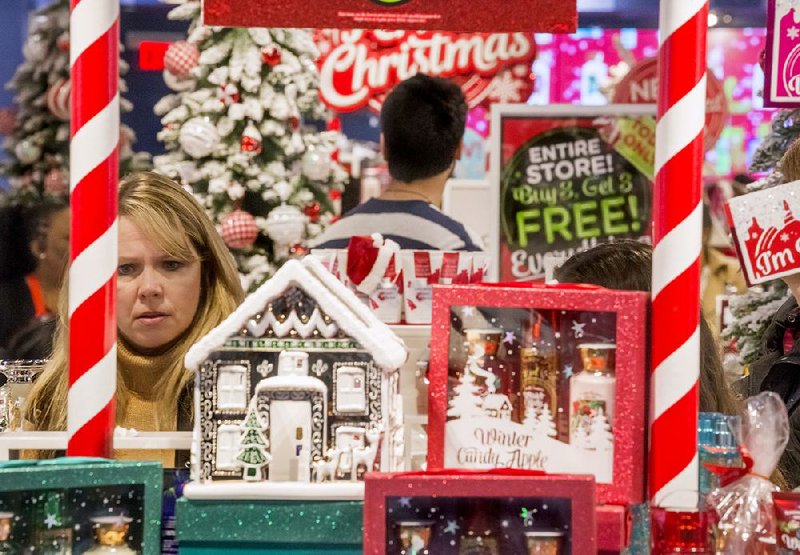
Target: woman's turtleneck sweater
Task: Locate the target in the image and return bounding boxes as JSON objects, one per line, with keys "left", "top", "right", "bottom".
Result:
{"left": 115, "top": 339, "right": 180, "bottom": 467}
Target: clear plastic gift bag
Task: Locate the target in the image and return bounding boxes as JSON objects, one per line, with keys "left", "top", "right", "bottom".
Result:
{"left": 707, "top": 391, "right": 789, "bottom": 554}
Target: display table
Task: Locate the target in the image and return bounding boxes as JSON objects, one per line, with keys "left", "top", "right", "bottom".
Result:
{"left": 176, "top": 497, "right": 363, "bottom": 554}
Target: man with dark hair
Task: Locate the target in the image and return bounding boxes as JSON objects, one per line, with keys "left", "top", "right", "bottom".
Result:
{"left": 311, "top": 74, "right": 483, "bottom": 251}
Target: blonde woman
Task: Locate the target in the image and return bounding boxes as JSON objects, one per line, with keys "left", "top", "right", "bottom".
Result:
{"left": 25, "top": 172, "right": 244, "bottom": 466}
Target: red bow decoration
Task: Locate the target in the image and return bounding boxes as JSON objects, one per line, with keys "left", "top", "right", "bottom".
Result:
{"left": 703, "top": 446, "right": 754, "bottom": 487}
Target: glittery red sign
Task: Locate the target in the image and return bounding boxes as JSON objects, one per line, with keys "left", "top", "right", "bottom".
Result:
{"left": 315, "top": 30, "right": 537, "bottom": 113}
{"left": 203, "top": 0, "right": 576, "bottom": 33}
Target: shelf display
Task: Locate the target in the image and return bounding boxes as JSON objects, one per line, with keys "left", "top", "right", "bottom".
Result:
{"left": 364, "top": 472, "right": 596, "bottom": 555}
{"left": 0, "top": 360, "right": 45, "bottom": 433}
{"left": 427, "top": 283, "right": 647, "bottom": 505}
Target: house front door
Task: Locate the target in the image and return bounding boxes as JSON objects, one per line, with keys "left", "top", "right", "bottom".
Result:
{"left": 269, "top": 400, "right": 312, "bottom": 481}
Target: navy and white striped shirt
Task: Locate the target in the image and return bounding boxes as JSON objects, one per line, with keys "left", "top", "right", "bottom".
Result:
{"left": 310, "top": 199, "right": 484, "bottom": 251}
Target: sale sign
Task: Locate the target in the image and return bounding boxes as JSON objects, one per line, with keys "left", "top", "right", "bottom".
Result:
{"left": 316, "top": 30, "right": 537, "bottom": 113}
{"left": 493, "top": 106, "right": 655, "bottom": 282}
{"left": 203, "top": 0, "right": 576, "bottom": 34}
{"left": 612, "top": 56, "right": 728, "bottom": 151}
{"left": 725, "top": 180, "right": 800, "bottom": 285}
{"left": 765, "top": 0, "right": 800, "bottom": 107}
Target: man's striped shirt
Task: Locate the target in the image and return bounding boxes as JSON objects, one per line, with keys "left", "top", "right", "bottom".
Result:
{"left": 310, "top": 199, "right": 484, "bottom": 251}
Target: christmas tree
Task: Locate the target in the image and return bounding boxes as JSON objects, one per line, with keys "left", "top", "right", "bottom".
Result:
{"left": 153, "top": 1, "right": 347, "bottom": 291}
{"left": 721, "top": 109, "right": 795, "bottom": 364}
{"left": 534, "top": 404, "right": 557, "bottom": 439}
{"left": 447, "top": 359, "right": 484, "bottom": 419}
{"left": 236, "top": 407, "right": 270, "bottom": 481}
{"left": 522, "top": 395, "right": 540, "bottom": 433}
{"left": 587, "top": 410, "right": 613, "bottom": 451}
{"left": 1, "top": 0, "right": 148, "bottom": 207}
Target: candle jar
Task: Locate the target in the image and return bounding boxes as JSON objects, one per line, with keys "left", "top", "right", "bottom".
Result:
{"left": 525, "top": 530, "right": 565, "bottom": 555}
{"left": 0, "top": 512, "right": 14, "bottom": 555}
{"left": 650, "top": 507, "right": 714, "bottom": 554}
{"left": 84, "top": 516, "right": 136, "bottom": 554}
{"left": 0, "top": 360, "right": 46, "bottom": 432}
{"left": 395, "top": 520, "right": 434, "bottom": 555}
{"left": 569, "top": 343, "right": 616, "bottom": 445}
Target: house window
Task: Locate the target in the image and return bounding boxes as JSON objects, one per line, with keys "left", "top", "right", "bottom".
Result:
{"left": 218, "top": 365, "right": 248, "bottom": 409}
{"left": 335, "top": 366, "right": 367, "bottom": 414}
{"left": 216, "top": 424, "right": 241, "bottom": 470}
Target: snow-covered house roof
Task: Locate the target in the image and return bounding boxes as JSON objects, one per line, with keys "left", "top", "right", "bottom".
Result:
{"left": 482, "top": 394, "right": 512, "bottom": 411}
{"left": 185, "top": 256, "right": 408, "bottom": 371}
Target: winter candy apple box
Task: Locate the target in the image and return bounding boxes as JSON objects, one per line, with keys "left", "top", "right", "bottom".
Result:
{"left": 426, "top": 283, "right": 648, "bottom": 507}
{"left": 725, "top": 179, "right": 800, "bottom": 286}
{"left": 363, "top": 471, "right": 597, "bottom": 555}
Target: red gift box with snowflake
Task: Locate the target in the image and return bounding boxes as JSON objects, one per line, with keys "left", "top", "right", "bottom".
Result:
{"left": 725, "top": 180, "right": 800, "bottom": 286}
{"left": 363, "top": 471, "right": 596, "bottom": 554}
{"left": 426, "top": 283, "right": 648, "bottom": 507}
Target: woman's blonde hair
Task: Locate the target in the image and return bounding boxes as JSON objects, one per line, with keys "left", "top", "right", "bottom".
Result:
{"left": 26, "top": 172, "right": 244, "bottom": 432}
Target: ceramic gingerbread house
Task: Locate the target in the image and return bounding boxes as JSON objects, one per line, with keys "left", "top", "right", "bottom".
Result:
{"left": 184, "top": 256, "right": 407, "bottom": 498}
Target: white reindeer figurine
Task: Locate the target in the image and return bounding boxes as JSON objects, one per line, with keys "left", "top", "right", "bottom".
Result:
{"left": 312, "top": 447, "right": 341, "bottom": 483}
{"left": 351, "top": 427, "right": 381, "bottom": 480}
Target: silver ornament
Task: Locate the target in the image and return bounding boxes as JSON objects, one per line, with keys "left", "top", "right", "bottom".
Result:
{"left": 301, "top": 148, "right": 333, "bottom": 181}
{"left": 14, "top": 139, "right": 41, "bottom": 165}
{"left": 179, "top": 117, "right": 220, "bottom": 158}
{"left": 265, "top": 203, "right": 307, "bottom": 251}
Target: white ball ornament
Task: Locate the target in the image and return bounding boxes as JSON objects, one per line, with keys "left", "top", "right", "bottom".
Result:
{"left": 15, "top": 139, "right": 41, "bottom": 165}
{"left": 179, "top": 117, "right": 219, "bottom": 158}
{"left": 265, "top": 204, "right": 307, "bottom": 249}
{"left": 301, "top": 148, "right": 332, "bottom": 181}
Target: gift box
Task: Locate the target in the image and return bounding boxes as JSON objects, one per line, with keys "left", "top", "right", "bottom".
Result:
{"left": 364, "top": 471, "right": 597, "bottom": 554}
{"left": 176, "top": 497, "right": 363, "bottom": 554}
{"left": 427, "top": 283, "right": 648, "bottom": 506}
{"left": 725, "top": 179, "right": 800, "bottom": 286}
{"left": 0, "top": 458, "right": 162, "bottom": 553}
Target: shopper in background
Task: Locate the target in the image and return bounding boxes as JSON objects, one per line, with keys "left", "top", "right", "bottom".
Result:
{"left": 311, "top": 74, "right": 483, "bottom": 251}
{"left": 554, "top": 240, "right": 740, "bottom": 417}
{"left": 0, "top": 202, "right": 69, "bottom": 356}
{"left": 25, "top": 172, "right": 244, "bottom": 466}
{"left": 739, "top": 140, "right": 800, "bottom": 489}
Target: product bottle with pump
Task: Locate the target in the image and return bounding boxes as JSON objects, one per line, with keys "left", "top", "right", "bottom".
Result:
{"left": 519, "top": 313, "right": 559, "bottom": 422}
{"left": 569, "top": 343, "right": 616, "bottom": 445}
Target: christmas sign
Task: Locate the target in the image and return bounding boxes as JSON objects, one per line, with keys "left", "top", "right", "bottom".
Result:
{"left": 765, "top": 0, "right": 800, "bottom": 108}
{"left": 612, "top": 56, "right": 728, "bottom": 151}
{"left": 203, "top": 0, "right": 576, "bottom": 34}
{"left": 725, "top": 180, "right": 800, "bottom": 286}
{"left": 315, "top": 30, "right": 537, "bottom": 113}
{"left": 491, "top": 105, "right": 655, "bottom": 282}
{"left": 427, "top": 284, "right": 648, "bottom": 505}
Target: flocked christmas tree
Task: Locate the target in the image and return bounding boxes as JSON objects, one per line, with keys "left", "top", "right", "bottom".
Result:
{"left": 1, "top": 0, "right": 148, "bottom": 207}
{"left": 587, "top": 409, "right": 613, "bottom": 451}
{"left": 447, "top": 358, "right": 485, "bottom": 419}
{"left": 722, "top": 109, "right": 795, "bottom": 364}
{"left": 236, "top": 406, "right": 271, "bottom": 481}
{"left": 534, "top": 404, "right": 557, "bottom": 439}
{"left": 153, "top": 1, "right": 347, "bottom": 291}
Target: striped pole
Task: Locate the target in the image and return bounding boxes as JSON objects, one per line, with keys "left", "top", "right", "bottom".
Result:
{"left": 67, "top": 0, "right": 120, "bottom": 457}
{"left": 650, "top": 0, "right": 708, "bottom": 509}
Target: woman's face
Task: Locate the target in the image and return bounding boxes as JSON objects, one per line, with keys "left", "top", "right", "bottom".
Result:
{"left": 117, "top": 217, "right": 202, "bottom": 352}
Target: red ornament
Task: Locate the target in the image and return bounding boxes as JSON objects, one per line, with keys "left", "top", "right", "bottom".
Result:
{"left": 46, "top": 79, "right": 71, "bottom": 121}
{"left": 56, "top": 32, "right": 70, "bottom": 52}
{"left": 329, "top": 190, "right": 342, "bottom": 201}
{"left": 44, "top": 168, "right": 68, "bottom": 195}
{"left": 164, "top": 41, "right": 200, "bottom": 79}
{"left": 0, "top": 107, "right": 17, "bottom": 135}
{"left": 261, "top": 45, "right": 282, "bottom": 66}
{"left": 304, "top": 202, "right": 321, "bottom": 222}
{"left": 289, "top": 243, "right": 308, "bottom": 257}
{"left": 289, "top": 115, "right": 301, "bottom": 131}
{"left": 327, "top": 117, "right": 342, "bottom": 132}
{"left": 240, "top": 122, "right": 262, "bottom": 154}
{"left": 331, "top": 149, "right": 340, "bottom": 163}
{"left": 218, "top": 83, "right": 240, "bottom": 105}
{"left": 221, "top": 210, "right": 259, "bottom": 249}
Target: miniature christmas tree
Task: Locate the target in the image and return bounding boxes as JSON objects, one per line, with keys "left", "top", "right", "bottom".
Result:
{"left": 153, "top": 1, "right": 348, "bottom": 291}
{"left": 534, "top": 404, "right": 557, "bottom": 439}
{"left": 236, "top": 407, "right": 271, "bottom": 481}
{"left": 588, "top": 409, "right": 613, "bottom": 451}
{"left": 522, "top": 397, "right": 540, "bottom": 434}
{"left": 1, "top": 0, "right": 148, "bottom": 207}
{"left": 447, "top": 358, "right": 485, "bottom": 419}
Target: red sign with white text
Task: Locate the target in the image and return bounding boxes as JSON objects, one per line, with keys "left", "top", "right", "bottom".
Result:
{"left": 612, "top": 56, "right": 728, "bottom": 152}
{"left": 203, "top": 0, "right": 576, "bottom": 34}
{"left": 316, "top": 30, "right": 537, "bottom": 113}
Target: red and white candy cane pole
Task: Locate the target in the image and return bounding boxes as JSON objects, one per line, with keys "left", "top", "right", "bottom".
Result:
{"left": 67, "top": 0, "right": 120, "bottom": 457}
{"left": 650, "top": 0, "right": 708, "bottom": 509}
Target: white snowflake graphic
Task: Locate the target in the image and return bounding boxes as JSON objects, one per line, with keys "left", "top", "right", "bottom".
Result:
{"left": 43, "top": 514, "right": 58, "bottom": 529}
{"left": 789, "top": 26, "right": 800, "bottom": 40}
{"left": 781, "top": 232, "right": 790, "bottom": 242}
{"left": 443, "top": 520, "right": 460, "bottom": 534}
{"left": 398, "top": 497, "right": 412, "bottom": 508}
{"left": 461, "top": 306, "right": 476, "bottom": 318}
{"left": 503, "top": 331, "right": 516, "bottom": 345}
{"left": 488, "top": 71, "right": 527, "bottom": 103}
{"left": 311, "top": 359, "right": 329, "bottom": 377}
{"left": 571, "top": 320, "right": 586, "bottom": 338}
{"left": 256, "top": 360, "right": 274, "bottom": 377}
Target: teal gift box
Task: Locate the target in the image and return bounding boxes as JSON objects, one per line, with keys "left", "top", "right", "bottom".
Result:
{"left": 177, "top": 497, "right": 363, "bottom": 554}
{"left": 0, "top": 458, "right": 162, "bottom": 553}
